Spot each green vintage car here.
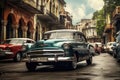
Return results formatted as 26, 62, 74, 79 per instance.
25, 29, 95, 71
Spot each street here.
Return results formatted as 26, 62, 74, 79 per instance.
0, 53, 120, 80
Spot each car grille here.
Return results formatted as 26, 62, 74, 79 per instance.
27, 50, 64, 58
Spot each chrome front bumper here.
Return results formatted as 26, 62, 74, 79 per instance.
24, 49, 73, 62
25, 56, 73, 62
0, 51, 14, 57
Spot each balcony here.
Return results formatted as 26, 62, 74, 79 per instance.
7, 0, 42, 14
23, 0, 36, 8
38, 7, 58, 24
113, 6, 120, 19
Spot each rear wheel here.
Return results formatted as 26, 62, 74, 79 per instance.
26, 62, 37, 71
86, 57, 92, 65
113, 52, 117, 58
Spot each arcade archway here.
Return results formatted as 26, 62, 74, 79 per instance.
6, 13, 15, 39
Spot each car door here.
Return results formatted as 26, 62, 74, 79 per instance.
89, 45, 97, 56
74, 32, 89, 59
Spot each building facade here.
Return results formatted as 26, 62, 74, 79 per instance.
0, 0, 68, 42
112, 6, 120, 39
75, 19, 99, 42
0, 0, 43, 42
82, 19, 99, 42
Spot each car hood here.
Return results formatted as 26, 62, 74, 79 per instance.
0, 44, 20, 49
29, 39, 73, 50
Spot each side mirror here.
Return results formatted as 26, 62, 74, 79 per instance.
113, 43, 116, 46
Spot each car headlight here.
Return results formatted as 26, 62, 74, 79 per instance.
22, 45, 27, 51
5, 47, 11, 52
62, 43, 70, 50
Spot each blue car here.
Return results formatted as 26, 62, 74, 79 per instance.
113, 35, 120, 62
25, 29, 95, 71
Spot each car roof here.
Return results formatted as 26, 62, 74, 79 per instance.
44, 29, 83, 34
6, 38, 35, 41
107, 42, 115, 44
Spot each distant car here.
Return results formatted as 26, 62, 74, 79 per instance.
106, 42, 116, 54
25, 29, 94, 71
90, 42, 103, 53
0, 38, 35, 61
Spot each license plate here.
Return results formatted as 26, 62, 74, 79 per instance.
36, 57, 48, 61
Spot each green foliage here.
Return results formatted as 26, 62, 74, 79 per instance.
92, 0, 120, 37
93, 9, 105, 37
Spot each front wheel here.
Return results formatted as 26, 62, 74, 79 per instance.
13, 52, 22, 62
26, 62, 37, 71
68, 54, 77, 69
86, 57, 92, 65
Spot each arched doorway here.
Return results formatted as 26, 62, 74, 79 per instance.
18, 18, 24, 38
27, 21, 32, 38
35, 26, 40, 41
6, 13, 15, 39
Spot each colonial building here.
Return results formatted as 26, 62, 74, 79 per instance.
0, 0, 67, 42
112, 6, 120, 39
75, 19, 90, 32
104, 14, 114, 44
82, 19, 99, 42
36, 0, 66, 40
0, 0, 42, 42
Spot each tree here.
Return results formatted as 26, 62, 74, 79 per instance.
92, 0, 120, 37
93, 9, 105, 37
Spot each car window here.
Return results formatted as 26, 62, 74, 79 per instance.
3, 39, 24, 44
74, 33, 86, 42
26, 40, 32, 43
116, 35, 120, 43
44, 32, 73, 39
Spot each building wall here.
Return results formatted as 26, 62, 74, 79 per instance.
1, 4, 34, 41
76, 19, 99, 42
0, 0, 67, 42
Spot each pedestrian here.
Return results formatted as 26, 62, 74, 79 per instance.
94, 44, 100, 54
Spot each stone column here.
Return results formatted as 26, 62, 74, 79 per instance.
1, 20, 7, 41
12, 25, 19, 38
30, 29, 34, 39
22, 26, 28, 38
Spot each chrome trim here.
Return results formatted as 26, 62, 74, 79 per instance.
5, 52, 14, 55
27, 56, 73, 62
28, 49, 64, 53
0, 51, 14, 55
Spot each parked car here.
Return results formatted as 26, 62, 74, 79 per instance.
106, 42, 116, 54
113, 35, 120, 62
90, 42, 103, 53
0, 38, 35, 61
25, 29, 95, 71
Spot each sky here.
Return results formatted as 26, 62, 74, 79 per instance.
65, 0, 104, 25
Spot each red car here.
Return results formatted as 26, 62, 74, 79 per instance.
0, 38, 35, 61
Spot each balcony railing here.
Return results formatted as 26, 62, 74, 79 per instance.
113, 6, 120, 17
23, 0, 36, 8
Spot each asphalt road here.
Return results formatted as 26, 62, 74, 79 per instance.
0, 53, 120, 80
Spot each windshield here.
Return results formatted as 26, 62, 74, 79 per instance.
44, 32, 73, 39
116, 35, 120, 43
2, 39, 25, 45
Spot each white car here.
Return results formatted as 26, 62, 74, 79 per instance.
106, 42, 116, 54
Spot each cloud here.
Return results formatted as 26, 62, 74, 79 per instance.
88, 0, 104, 10
65, 4, 86, 24
65, 0, 104, 25
85, 13, 93, 19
